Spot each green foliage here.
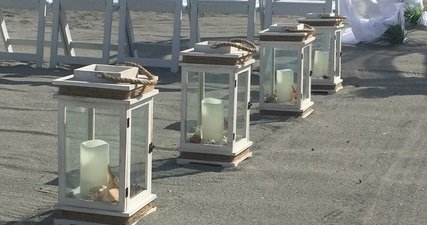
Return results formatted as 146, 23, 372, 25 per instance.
383, 25, 406, 44
405, 5, 424, 25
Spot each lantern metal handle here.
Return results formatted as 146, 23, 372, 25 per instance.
211, 38, 259, 53
149, 143, 155, 154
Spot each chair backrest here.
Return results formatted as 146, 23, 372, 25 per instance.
270, 0, 334, 16
195, 0, 258, 14
0, 0, 46, 67
261, 0, 336, 28
126, 0, 186, 12
59, 0, 111, 11
0, 0, 42, 9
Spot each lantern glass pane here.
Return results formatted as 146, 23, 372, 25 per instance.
93, 108, 120, 204
302, 46, 311, 101
130, 104, 148, 198
184, 72, 201, 144
261, 47, 274, 102
64, 107, 121, 205
185, 71, 229, 146
236, 71, 248, 141
312, 28, 332, 79
262, 47, 299, 105
64, 106, 88, 200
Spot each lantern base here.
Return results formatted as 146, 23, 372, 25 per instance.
260, 106, 314, 118
312, 82, 343, 94
54, 201, 155, 225
177, 148, 252, 167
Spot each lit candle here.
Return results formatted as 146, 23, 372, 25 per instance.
201, 98, 224, 143
276, 69, 294, 103
312, 50, 329, 77
80, 139, 110, 198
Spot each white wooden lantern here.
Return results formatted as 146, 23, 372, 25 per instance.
52, 64, 158, 225
259, 23, 315, 118
178, 41, 255, 167
299, 13, 345, 93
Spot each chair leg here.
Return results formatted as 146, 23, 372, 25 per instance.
263, 0, 273, 29
118, 0, 129, 63
171, 0, 182, 73
101, 0, 113, 64
125, 9, 136, 58
58, 7, 75, 57
247, 0, 256, 41
189, 0, 199, 47
117, 0, 135, 63
0, 11, 13, 52
325, 0, 333, 13
49, 0, 60, 68
50, 0, 77, 68
35, 0, 46, 67
334, 0, 340, 14
259, 0, 265, 30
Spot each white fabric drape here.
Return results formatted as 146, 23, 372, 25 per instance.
340, 0, 405, 44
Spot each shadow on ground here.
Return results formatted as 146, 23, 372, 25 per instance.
342, 40, 427, 98
3, 210, 55, 225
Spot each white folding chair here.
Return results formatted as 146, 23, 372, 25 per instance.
0, 0, 46, 67
49, 0, 115, 67
262, 0, 338, 29
188, 0, 259, 47
117, 0, 186, 73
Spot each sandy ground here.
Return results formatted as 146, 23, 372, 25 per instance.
1, 4, 427, 225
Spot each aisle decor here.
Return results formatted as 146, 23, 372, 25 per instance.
52, 63, 158, 225
258, 23, 315, 118
298, 13, 346, 93
178, 39, 257, 167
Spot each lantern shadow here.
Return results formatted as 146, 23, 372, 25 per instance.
164, 122, 180, 131
152, 158, 225, 180
341, 37, 427, 98
343, 75, 427, 98
0, 64, 71, 77
45, 178, 58, 186
249, 112, 295, 125
3, 210, 55, 225
0, 64, 71, 87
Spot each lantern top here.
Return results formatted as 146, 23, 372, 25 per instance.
298, 13, 346, 27
193, 41, 246, 54
259, 23, 315, 42
181, 41, 254, 66
52, 64, 158, 100
73, 64, 139, 82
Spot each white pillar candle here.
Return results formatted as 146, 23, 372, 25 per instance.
80, 139, 110, 198
201, 98, 224, 143
313, 50, 329, 77
276, 69, 294, 103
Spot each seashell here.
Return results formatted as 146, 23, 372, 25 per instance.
264, 94, 278, 103
190, 134, 202, 143
205, 139, 216, 144
290, 85, 298, 105
107, 188, 119, 203
108, 165, 119, 188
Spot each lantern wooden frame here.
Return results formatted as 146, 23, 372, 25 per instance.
54, 87, 158, 225
259, 27, 315, 118
178, 47, 255, 167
